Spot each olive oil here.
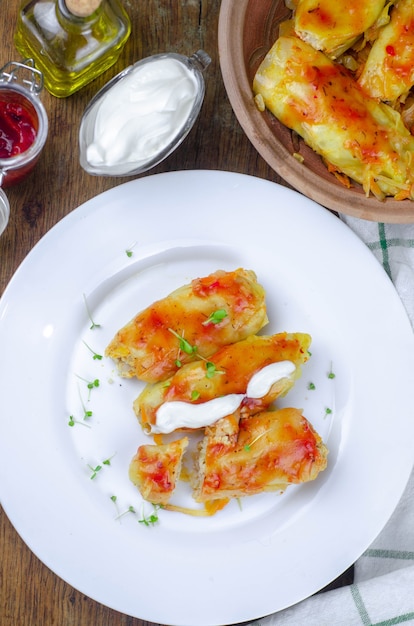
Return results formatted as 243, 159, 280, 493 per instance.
14, 0, 131, 97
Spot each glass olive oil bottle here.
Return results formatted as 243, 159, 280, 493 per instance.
14, 0, 131, 97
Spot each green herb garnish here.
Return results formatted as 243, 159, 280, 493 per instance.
83, 341, 103, 360
88, 464, 102, 480
327, 364, 336, 379
88, 455, 114, 479
115, 505, 136, 521
138, 504, 162, 527
77, 384, 93, 420
244, 429, 271, 452
202, 309, 228, 326
324, 407, 333, 418
168, 328, 225, 379
205, 361, 218, 379
168, 328, 197, 355
83, 293, 101, 329
77, 375, 100, 400
67, 414, 91, 428
307, 382, 316, 390
125, 241, 136, 257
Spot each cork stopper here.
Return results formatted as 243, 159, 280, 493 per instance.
65, 0, 103, 17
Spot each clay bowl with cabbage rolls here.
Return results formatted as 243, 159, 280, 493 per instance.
218, 0, 414, 223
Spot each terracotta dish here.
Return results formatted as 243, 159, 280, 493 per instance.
218, 0, 414, 223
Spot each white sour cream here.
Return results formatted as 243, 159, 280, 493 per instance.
84, 57, 199, 174
246, 360, 296, 398
152, 360, 296, 434
152, 394, 245, 435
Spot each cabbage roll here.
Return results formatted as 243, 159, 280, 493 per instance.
193, 407, 328, 502
129, 437, 189, 505
134, 332, 312, 433
253, 35, 414, 200
358, 0, 414, 103
105, 268, 268, 383
294, 0, 390, 58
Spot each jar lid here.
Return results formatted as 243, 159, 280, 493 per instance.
0, 58, 44, 94
79, 50, 211, 177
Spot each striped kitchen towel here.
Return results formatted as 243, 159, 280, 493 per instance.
249, 218, 414, 626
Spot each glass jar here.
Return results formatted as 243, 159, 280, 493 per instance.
0, 189, 10, 237
0, 59, 48, 189
14, 0, 131, 97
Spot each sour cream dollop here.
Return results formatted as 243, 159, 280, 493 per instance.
246, 360, 296, 398
83, 56, 200, 175
151, 360, 296, 434
153, 394, 245, 435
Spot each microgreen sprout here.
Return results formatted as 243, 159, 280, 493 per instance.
110, 495, 120, 517
83, 340, 103, 360
88, 454, 115, 479
88, 378, 100, 390
111, 496, 136, 521
138, 504, 162, 526
307, 382, 316, 390
168, 328, 197, 355
205, 361, 220, 379
191, 390, 200, 401
67, 414, 91, 428
125, 241, 137, 257
83, 293, 101, 329
168, 328, 225, 378
77, 384, 93, 420
327, 363, 336, 379
88, 464, 102, 479
88, 464, 102, 480
115, 505, 137, 521
202, 309, 228, 326
76, 375, 100, 400
244, 429, 271, 452
324, 407, 333, 419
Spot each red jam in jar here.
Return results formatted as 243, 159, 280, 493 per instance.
0, 61, 48, 188
0, 99, 37, 159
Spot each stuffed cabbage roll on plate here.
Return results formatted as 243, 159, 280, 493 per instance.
105, 268, 268, 383
128, 408, 328, 512
194, 407, 328, 502
129, 437, 189, 506
134, 332, 312, 434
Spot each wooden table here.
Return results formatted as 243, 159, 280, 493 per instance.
0, 2, 352, 624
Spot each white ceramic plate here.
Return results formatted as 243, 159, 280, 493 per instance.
1, 171, 413, 626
